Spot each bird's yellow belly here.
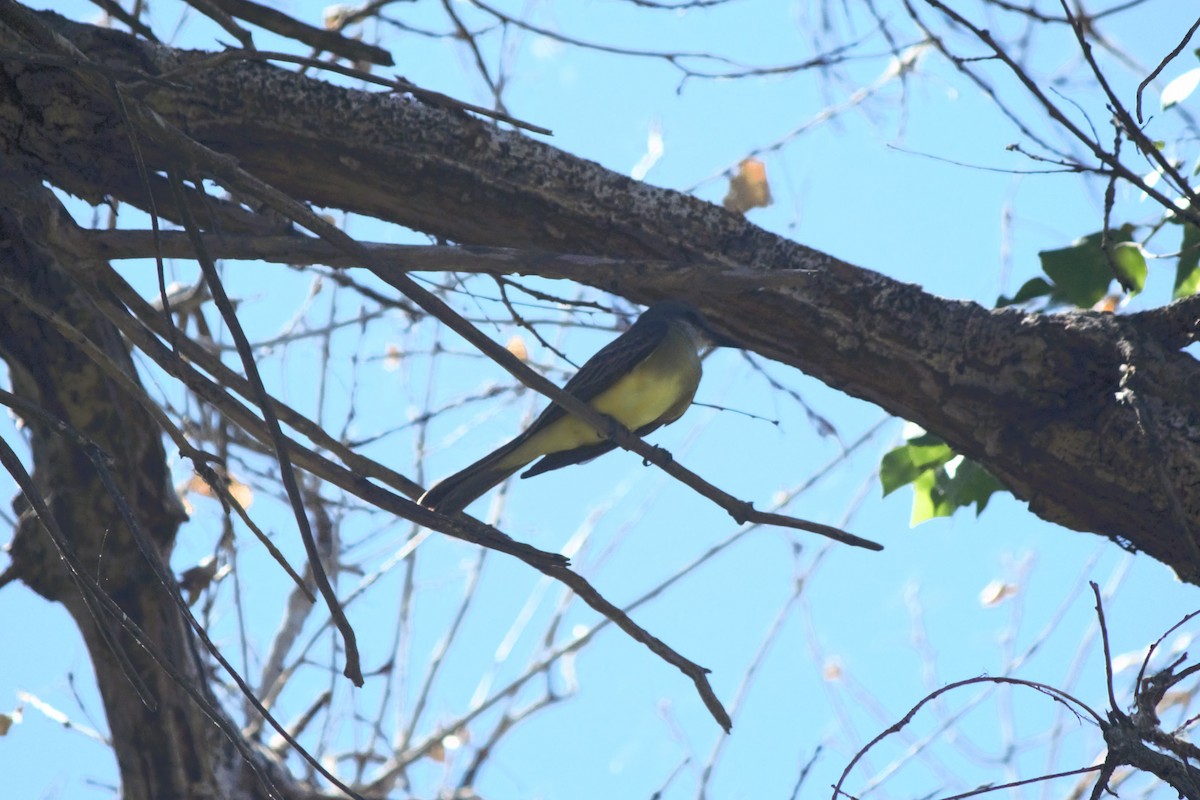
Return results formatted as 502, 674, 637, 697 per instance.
593, 368, 689, 428
535, 337, 701, 455
537, 373, 682, 449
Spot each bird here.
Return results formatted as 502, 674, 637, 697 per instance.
419, 301, 725, 513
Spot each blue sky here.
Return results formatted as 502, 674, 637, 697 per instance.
4, 2, 1199, 799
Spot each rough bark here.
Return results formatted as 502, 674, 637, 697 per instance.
3, 3, 1200, 798
2, 7, 1199, 583
0, 171, 313, 798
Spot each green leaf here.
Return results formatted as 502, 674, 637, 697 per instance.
942, 457, 1005, 516
908, 456, 1005, 525
1038, 228, 1133, 308
1175, 223, 1200, 299
1111, 241, 1147, 295
1162, 67, 1200, 110
905, 432, 951, 449
881, 431, 1009, 526
910, 468, 953, 525
880, 440, 954, 496
997, 276, 1054, 307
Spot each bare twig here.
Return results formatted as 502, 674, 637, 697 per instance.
166, 169, 365, 686
204, 0, 394, 66
1134, 13, 1200, 123
77, 229, 881, 550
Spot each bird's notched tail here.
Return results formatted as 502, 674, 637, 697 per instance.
419, 301, 728, 514
419, 434, 536, 513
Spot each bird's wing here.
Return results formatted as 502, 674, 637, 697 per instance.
525, 313, 668, 430
518, 418, 668, 479
520, 441, 617, 478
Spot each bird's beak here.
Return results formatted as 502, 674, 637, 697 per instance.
707, 329, 738, 348
698, 317, 738, 349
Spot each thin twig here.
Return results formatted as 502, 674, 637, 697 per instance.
166, 170, 365, 686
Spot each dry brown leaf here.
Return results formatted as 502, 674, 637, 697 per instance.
723, 158, 773, 214
384, 343, 402, 371
323, 5, 349, 29
180, 470, 254, 511
179, 557, 219, 606
226, 477, 253, 510
506, 335, 529, 362
979, 579, 1019, 607
1157, 688, 1194, 715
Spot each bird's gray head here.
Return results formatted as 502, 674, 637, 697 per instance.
639, 301, 735, 348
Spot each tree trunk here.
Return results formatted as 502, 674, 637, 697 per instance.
0, 171, 295, 800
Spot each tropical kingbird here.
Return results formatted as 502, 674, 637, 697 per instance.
419, 301, 723, 513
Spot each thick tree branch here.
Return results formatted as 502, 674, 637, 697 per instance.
0, 169, 325, 800
4, 7, 1200, 586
